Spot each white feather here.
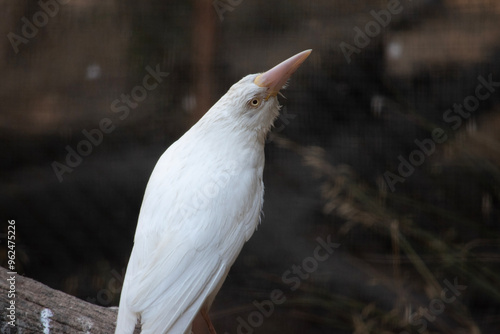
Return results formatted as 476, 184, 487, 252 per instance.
115, 73, 280, 334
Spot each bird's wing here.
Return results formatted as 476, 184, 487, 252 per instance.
127, 232, 230, 334
121, 141, 256, 334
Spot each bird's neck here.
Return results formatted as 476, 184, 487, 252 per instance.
184, 119, 265, 171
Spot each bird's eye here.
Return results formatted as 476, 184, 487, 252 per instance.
249, 98, 261, 108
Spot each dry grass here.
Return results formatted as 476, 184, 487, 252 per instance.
271, 132, 499, 333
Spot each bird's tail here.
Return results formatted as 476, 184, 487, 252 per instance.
115, 278, 138, 334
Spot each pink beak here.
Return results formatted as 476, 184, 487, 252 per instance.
254, 49, 312, 99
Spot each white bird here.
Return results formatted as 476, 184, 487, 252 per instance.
115, 49, 312, 334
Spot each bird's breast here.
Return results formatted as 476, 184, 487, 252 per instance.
185, 162, 264, 252
137, 134, 266, 261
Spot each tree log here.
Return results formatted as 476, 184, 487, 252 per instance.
0, 266, 140, 334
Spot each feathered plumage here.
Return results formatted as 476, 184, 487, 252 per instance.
115, 50, 311, 334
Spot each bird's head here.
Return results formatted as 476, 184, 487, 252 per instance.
202, 50, 311, 142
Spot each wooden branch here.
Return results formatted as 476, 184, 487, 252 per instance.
0, 266, 140, 333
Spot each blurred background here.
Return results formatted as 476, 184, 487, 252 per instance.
1, 0, 500, 333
